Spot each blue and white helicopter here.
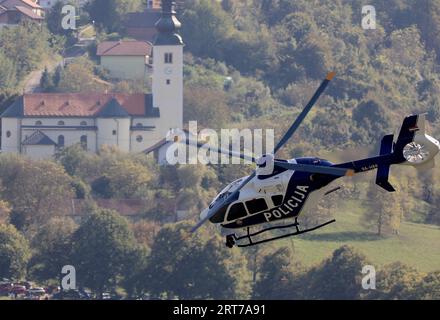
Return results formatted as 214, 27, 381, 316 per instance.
181, 72, 440, 248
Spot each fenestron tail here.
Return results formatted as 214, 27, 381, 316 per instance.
334, 114, 440, 192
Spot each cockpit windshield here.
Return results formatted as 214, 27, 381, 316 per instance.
209, 177, 246, 208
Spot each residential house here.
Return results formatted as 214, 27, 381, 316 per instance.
0, 0, 43, 15
37, 0, 88, 9
0, 0, 44, 26
96, 40, 152, 80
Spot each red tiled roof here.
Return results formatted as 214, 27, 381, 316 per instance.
22, 93, 148, 117
97, 40, 152, 56
0, 0, 42, 9
14, 5, 43, 19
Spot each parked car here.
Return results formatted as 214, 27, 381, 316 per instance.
102, 292, 111, 300
52, 290, 91, 300
0, 283, 13, 296
16, 281, 32, 290
11, 285, 27, 296
26, 287, 49, 300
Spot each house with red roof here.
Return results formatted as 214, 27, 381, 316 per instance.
1, 0, 184, 160
96, 40, 153, 80
0, 0, 44, 26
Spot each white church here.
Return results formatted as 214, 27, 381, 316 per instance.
0, 0, 183, 160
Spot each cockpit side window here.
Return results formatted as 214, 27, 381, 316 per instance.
227, 202, 247, 221
271, 195, 284, 206
245, 198, 268, 215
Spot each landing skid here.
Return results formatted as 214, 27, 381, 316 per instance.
225, 218, 336, 248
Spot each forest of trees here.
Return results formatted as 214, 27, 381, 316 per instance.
1, 0, 440, 299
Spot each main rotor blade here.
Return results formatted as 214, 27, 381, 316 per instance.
274, 72, 336, 154
179, 138, 256, 163
191, 172, 256, 233
275, 161, 354, 177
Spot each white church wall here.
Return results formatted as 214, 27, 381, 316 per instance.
22, 145, 55, 160
21, 118, 95, 127
1, 118, 20, 153
97, 118, 131, 152
21, 129, 98, 153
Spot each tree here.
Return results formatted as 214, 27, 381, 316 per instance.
57, 57, 108, 93
411, 271, 440, 299
181, 0, 235, 60
29, 217, 77, 282
352, 98, 391, 144
0, 200, 11, 224
294, 32, 334, 80
102, 159, 153, 198
302, 245, 369, 299
87, 0, 143, 33
367, 262, 425, 299
53, 65, 63, 88
252, 247, 297, 299
0, 155, 74, 230
140, 223, 250, 299
184, 85, 230, 128
40, 67, 54, 92
55, 143, 92, 177
71, 208, 140, 297
0, 51, 17, 94
0, 224, 31, 280
363, 184, 403, 236
46, 0, 76, 37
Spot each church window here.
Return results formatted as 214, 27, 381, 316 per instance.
80, 135, 87, 150
58, 120, 65, 126
6, 131, 11, 138
112, 130, 117, 135
136, 135, 143, 143
58, 135, 65, 148
164, 53, 173, 64
35, 120, 42, 126
166, 79, 171, 85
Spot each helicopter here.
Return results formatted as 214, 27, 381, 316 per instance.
178, 72, 440, 248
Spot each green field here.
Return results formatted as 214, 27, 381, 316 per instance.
268, 200, 440, 272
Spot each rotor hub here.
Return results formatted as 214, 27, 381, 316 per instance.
256, 153, 275, 176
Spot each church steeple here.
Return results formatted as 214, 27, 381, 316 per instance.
154, 0, 183, 46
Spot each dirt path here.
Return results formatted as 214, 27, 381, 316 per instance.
23, 58, 62, 93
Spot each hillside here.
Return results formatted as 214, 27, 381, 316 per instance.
275, 199, 440, 272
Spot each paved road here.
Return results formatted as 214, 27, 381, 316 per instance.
23, 38, 94, 93
23, 60, 61, 93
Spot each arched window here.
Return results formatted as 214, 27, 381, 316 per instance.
58, 135, 65, 148
58, 120, 65, 126
80, 135, 87, 150
80, 121, 87, 126
35, 120, 42, 126
6, 131, 11, 138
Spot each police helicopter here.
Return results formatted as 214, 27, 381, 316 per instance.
178, 72, 440, 248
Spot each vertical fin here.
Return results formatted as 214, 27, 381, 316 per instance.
376, 134, 396, 192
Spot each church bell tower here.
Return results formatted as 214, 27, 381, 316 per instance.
152, 0, 184, 137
